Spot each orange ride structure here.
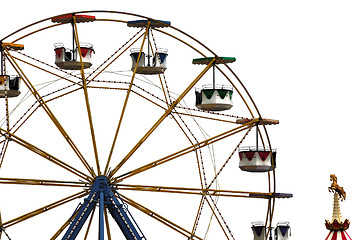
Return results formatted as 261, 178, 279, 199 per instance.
0, 11, 292, 239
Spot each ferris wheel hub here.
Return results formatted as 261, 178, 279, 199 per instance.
62, 175, 145, 240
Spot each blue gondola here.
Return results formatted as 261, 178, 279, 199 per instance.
130, 48, 168, 74
128, 19, 170, 75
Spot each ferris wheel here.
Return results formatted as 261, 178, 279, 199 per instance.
0, 11, 292, 240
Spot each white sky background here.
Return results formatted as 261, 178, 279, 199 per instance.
1, 0, 361, 239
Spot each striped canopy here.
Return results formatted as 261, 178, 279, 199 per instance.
325, 230, 352, 240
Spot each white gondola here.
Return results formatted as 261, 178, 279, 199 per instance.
51, 14, 96, 71
275, 222, 291, 240
54, 43, 94, 70
238, 146, 276, 172
0, 75, 21, 98
195, 84, 233, 111
193, 57, 235, 111
1, 43, 24, 98
252, 222, 266, 240
130, 48, 168, 74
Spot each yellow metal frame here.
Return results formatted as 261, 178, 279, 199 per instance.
72, 15, 101, 175
2, 190, 87, 229
3, 48, 96, 178
104, 21, 151, 175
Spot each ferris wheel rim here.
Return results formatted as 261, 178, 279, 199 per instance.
0, 10, 280, 239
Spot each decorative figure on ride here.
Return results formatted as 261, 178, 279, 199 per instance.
324, 174, 351, 238
328, 174, 346, 201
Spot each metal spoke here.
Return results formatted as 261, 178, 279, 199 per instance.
104, 209, 111, 240
112, 120, 257, 183
3, 48, 95, 177
50, 206, 81, 240
83, 207, 96, 240
0, 139, 9, 169
118, 193, 203, 240
190, 196, 206, 238
87, 28, 144, 82
10, 54, 82, 86
104, 22, 150, 175
206, 126, 253, 189
109, 58, 216, 178
0, 127, 91, 181
1, 190, 87, 229
114, 183, 273, 198
72, 16, 100, 175
203, 196, 232, 240
0, 177, 87, 188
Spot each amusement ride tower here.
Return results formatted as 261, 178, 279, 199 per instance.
324, 174, 352, 240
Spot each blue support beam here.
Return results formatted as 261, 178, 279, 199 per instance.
61, 186, 99, 240
61, 176, 145, 240
99, 192, 104, 240
104, 191, 143, 240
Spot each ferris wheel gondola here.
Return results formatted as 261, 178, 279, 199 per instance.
52, 14, 95, 70
128, 19, 169, 75
0, 43, 23, 98
193, 57, 235, 111
251, 221, 291, 240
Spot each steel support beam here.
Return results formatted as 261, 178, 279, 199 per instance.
61, 176, 144, 240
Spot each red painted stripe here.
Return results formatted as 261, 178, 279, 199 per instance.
344, 231, 352, 240
325, 231, 332, 240
341, 231, 347, 240
331, 231, 338, 240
